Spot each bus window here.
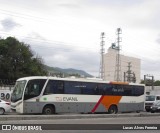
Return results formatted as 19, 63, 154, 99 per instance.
43, 80, 64, 95
123, 85, 132, 96
24, 79, 46, 100
156, 96, 160, 100
103, 84, 113, 95
81, 82, 96, 95
11, 80, 26, 102
133, 86, 144, 96
110, 85, 123, 96
93, 85, 98, 95
64, 81, 81, 94
57, 81, 64, 94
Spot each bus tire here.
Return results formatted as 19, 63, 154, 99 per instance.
136, 110, 140, 113
0, 108, 5, 115
146, 109, 150, 112
108, 105, 118, 114
42, 105, 55, 115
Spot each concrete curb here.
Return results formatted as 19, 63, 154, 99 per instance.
0, 113, 160, 121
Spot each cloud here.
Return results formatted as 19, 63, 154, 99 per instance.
22, 35, 100, 76
1, 18, 21, 31
1, 0, 160, 79
141, 58, 160, 80
156, 34, 160, 44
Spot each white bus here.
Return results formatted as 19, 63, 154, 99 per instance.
11, 76, 145, 114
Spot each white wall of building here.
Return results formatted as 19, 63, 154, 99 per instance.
104, 47, 141, 83
146, 86, 160, 95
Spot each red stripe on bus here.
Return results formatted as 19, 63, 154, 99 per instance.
91, 95, 104, 113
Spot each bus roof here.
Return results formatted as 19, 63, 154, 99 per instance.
16, 76, 145, 86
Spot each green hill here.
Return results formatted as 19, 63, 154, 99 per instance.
44, 65, 93, 78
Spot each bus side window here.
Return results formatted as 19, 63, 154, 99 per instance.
44, 82, 52, 95
133, 86, 144, 96
57, 81, 64, 94
104, 84, 113, 95
156, 96, 160, 100
24, 79, 46, 100
44, 80, 64, 94
24, 87, 28, 94
94, 86, 99, 95
64, 81, 81, 94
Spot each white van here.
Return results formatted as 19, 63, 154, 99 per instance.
145, 95, 160, 112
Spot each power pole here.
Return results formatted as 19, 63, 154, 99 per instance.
114, 28, 122, 82
144, 74, 154, 90
127, 62, 131, 82
124, 62, 136, 83
99, 32, 105, 80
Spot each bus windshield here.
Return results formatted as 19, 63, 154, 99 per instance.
145, 96, 155, 101
11, 80, 27, 102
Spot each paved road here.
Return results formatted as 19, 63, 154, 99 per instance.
0, 116, 160, 133
1, 112, 160, 121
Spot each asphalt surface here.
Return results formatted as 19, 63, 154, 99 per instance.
1, 115, 160, 133
0, 112, 160, 121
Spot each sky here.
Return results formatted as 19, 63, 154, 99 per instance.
0, 0, 160, 80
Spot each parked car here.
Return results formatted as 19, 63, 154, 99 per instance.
150, 101, 160, 113
0, 99, 11, 114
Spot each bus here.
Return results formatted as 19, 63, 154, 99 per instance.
11, 76, 145, 114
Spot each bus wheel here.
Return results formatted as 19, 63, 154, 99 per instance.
43, 105, 55, 115
0, 108, 5, 115
136, 110, 140, 113
108, 105, 118, 114
146, 109, 150, 112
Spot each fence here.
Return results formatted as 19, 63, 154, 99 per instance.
0, 79, 15, 101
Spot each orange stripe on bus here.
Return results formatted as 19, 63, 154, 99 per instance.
91, 96, 122, 113
109, 81, 129, 85
101, 96, 122, 110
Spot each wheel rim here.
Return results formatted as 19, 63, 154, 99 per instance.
45, 108, 52, 114
110, 108, 115, 114
109, 106, 117, 114
111, 109, 115, 113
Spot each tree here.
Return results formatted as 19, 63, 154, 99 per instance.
0, 37, 47, 80
154, 80, 160, 86
141, 79, 160, 86
140, 80, 144, 84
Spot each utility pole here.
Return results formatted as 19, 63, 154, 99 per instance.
144, 74, 154, 90
127, 62, 131, 82
124, 62, 136, 83
99, 32, 105, 80
114, 28, 122, 82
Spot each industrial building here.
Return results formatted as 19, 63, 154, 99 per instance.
104, 46, 141, 83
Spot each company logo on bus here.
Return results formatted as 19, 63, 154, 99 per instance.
55, 97, 78, 102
